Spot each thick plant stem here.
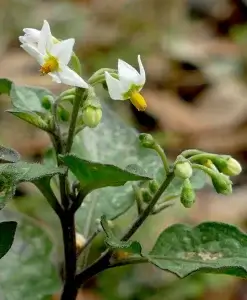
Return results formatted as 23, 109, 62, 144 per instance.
122, 172, 174, 241
60, 212, 78, 300
52, 92, 83, 299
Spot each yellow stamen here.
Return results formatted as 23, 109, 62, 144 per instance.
129, 91, 147, 111
40, 56, 59, 75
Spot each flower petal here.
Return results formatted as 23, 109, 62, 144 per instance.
38, 20, 53, 54
22, 28, 40, 43
105, 72, 124, 100
137, 55, 146, 86
118, 58, 141, 89
49, 72, 62, 83
55, 65, 88, 88
50, 38, 75, 65
21, 43, 44, 65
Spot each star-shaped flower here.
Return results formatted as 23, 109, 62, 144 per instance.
105, 55, 146, 111
20, 20, 88, 88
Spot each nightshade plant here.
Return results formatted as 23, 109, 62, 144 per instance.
0, 20, 245, 300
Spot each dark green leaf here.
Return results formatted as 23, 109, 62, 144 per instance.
101, 215, 142, 255
0, 221, 17, 259
7, 109, 49, 131
148, 222, 247, 278
0, 210, 61, 299
61, 154, 151, 193
0, 145, 20, 163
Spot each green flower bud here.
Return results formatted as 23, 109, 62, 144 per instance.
141, 188, 153, 203
174, 161, 193, 179
148, 180, 159, 194
221, 157, 242, 176
58, 107, 70, 122
180, 179, 195, 208
211, 173, 232, 195
82, 106, 102, 128
139, 133, 156, 148
41, 95, 54, 110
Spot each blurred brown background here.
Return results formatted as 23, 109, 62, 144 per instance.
2, 0, 247, 299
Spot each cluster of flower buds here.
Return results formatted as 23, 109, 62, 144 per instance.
139, 133, 242, 209
174, 151, 242, 208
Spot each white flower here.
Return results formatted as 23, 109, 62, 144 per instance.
20, 20, 88, 88
105, 55, 147, 111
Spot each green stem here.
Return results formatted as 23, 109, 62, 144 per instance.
80, 196, 97, 269
65, 88, 85, 154
181, 149, 203, 158
108, 257, 148, 269
189, 153, 218, 163
132, 184, 144, 215
122, 172, 174, 241
71, 54, 82, 76
152, 201, 174, 215
153, 144, 169, 174
192, 163, 216, 177
88, 68, 117, 86
75, 172, 175, 287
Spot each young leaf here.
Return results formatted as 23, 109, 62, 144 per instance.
0, 145, 20, 163
0, 210, 61, 300
7, 109, 49, 131
101, 215, 142, 255
0, 221, 17, 259
60, 154, 151, 193
148, 222, 247, 278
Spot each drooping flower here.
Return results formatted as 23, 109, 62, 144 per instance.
105, 55, 147, 111
20, 20, 88, 88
